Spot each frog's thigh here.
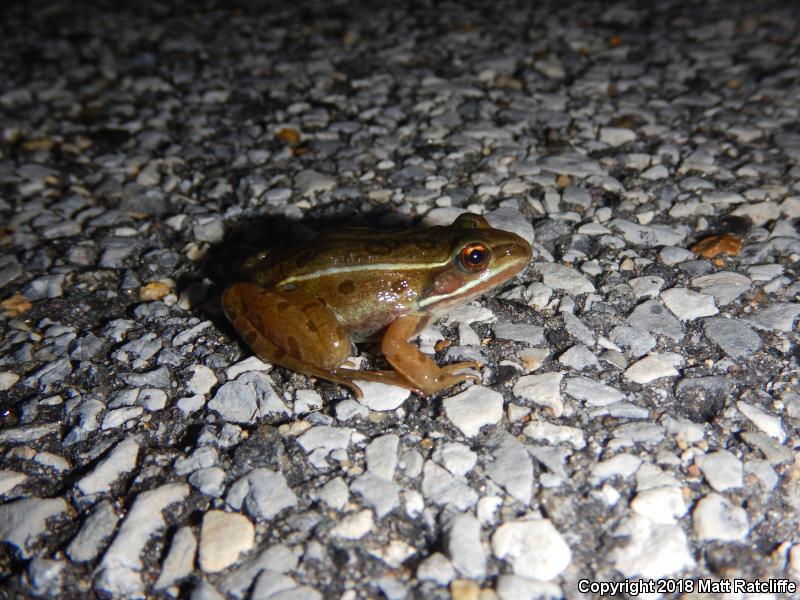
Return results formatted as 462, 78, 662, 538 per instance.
222, 283, 351, 370
381, 313, 480, 395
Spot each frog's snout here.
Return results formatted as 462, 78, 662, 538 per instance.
496, 236, 533, 261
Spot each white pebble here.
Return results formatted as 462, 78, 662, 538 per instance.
693, 493, 749, 542
513, 372, 563, 416
737, 401, 785, 442
624, 353, 683, 384
199, 510, 254, 573
696, 450, 743, 492
492, 518, 571, 580
442, 386, 503, 437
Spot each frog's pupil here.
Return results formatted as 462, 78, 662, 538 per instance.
460, 244, 488, 272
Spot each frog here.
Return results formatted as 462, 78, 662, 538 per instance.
222, 212, 533, 398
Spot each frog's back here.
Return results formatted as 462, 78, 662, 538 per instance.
242, 227, 454, 288
239, 227, 456, 340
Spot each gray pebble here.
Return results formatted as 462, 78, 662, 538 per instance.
174, 445, 218, 476
562, 312, 595, 346
695, 450, 743, 492
484, 431, 533, 504
746, 302, 800, 332
626, 300, 683, 342
154, 527, 198, 590
119, 365, 172, 388
564, 376, 625, 406
609, 325, 656, 358
76, 436, 140, 496
250, 573, 300, 600
27, 558, 65, 597
659, 246, 696, 266
350, 473, 400, 518
219, 545, 298, 599
226, 468, 297, 521
421, 461, 478, 510
188, 467, 226, 498
494, 322, 545, 346
366, 434, 399, 480
0, 497, 68, 558
334, 399, 368, 421
703, 317, 761, 359
0, 256, 23, 288
444, 513, 485, 578
535, 263, 595, 295
416, 552, 455, 585
691, 271, 752, 305
95, 483, 189, 597
23, 274, 65, 299
558, 344, 600, 370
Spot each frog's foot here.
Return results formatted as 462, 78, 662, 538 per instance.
333, 362, 481, 398
368, 361, 483, 397
423, 361, 482, 395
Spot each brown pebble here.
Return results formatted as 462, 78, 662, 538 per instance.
686, 463, 701, 478
434, 339, 452, 352
22, 138, 56, 152
277, 127, 301, 146
139, 281, 172, 302
450, 579, 481, 600
0, 292, 32, 317
495, 75, 523, 90
690, 233, 743, 258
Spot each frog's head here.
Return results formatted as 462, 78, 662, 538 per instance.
420, 213, 533, 313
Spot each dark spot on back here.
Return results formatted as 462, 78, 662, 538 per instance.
338, 280, 356, 295
365, 242, 392, 255
250, 314, 265, 332
306, 319, 319, 334
287, 336, 300, 358
277, 301, 291, 312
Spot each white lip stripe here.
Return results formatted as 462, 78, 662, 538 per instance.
281, 260, 452, 284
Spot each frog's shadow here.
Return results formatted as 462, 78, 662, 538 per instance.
202, 209, 413, 290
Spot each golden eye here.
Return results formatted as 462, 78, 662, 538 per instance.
459, 243, 490, 272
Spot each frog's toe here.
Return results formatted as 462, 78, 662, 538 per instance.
434, 369, 481, 392
441, 361, 482, 379
345, 381, 365, 399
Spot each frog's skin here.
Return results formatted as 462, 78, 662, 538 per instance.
222, 213, 532, 398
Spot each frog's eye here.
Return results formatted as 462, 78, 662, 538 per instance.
459, 243, 490, 272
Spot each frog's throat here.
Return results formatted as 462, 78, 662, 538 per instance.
417, 271, 491, 309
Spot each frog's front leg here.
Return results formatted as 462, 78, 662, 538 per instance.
222, 283, 364, 392
380, 313, 481, 396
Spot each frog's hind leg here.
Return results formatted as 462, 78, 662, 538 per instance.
222, 283, 455, 399
223, 283, 362, 390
